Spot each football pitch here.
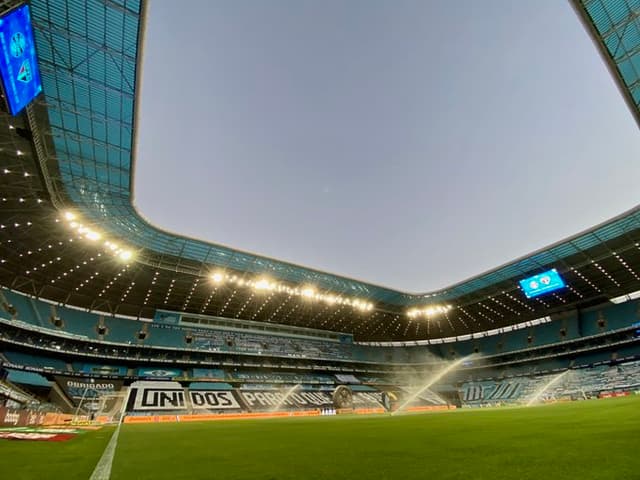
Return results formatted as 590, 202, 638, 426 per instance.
1, 396, 639, 480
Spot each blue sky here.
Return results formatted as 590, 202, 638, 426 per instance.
134, 0, 640, 292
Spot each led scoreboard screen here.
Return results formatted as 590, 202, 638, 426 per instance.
519, 269, 566, 299
0, 4, 42, 115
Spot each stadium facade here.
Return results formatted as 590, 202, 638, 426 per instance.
0, 0, 640, 419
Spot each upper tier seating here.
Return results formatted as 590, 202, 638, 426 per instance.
3, 350, 68, 371
5, 369, 51, 387
2, 288, 640, 365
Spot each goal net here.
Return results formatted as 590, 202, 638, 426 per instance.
92, 387, 130, 425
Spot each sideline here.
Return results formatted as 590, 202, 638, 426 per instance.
88, 424, 121, 480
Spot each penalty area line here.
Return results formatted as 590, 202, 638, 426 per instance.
89, 423, 121, 480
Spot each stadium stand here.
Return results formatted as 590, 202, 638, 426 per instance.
3, 351, 68, 371
0, 379, 38, 407
2, 289, 640, 369
190, 382, 234, 391
72, 363, 128, 376
1, 0, 640, 434
191, 368, 226, 380
1, 290, 360, 361
459, 359, 640, 406
5, 369, 51, 388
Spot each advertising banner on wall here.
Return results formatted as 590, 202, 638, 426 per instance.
191, 368, 226, 380
0, 407, 46, 427
80, 364, 128, 376
136, 368, 183, 379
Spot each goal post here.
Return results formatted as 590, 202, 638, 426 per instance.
94, 387, 130, 425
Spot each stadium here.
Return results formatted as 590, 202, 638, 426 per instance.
0, 0, 639, 478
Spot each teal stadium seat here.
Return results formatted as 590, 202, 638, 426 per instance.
3, 350, 67, 371
6, 368, 51, 387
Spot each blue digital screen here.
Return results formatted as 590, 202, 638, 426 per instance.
0, 4, 42, 115
519, 269, 566, 299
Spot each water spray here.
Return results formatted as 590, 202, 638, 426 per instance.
526, 370, 569, 406
270, 384, 301, 412
393, 354, 476, 415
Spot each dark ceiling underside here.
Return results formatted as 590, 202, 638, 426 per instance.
1, 104, 639, 342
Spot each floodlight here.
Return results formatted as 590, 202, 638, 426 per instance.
118, 250, 133, 261
211, 272, 224, 283
301, 287, 316, 298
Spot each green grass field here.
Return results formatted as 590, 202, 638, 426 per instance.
1, 397, 639, 479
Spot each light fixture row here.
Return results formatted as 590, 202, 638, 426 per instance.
209, 272, 375, 312
62, 211, 134, 262
407, 304, 453, 319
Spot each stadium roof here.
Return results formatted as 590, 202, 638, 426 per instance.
1, 0, 640, 341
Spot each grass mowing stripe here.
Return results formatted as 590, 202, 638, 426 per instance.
89, 424, 121, 480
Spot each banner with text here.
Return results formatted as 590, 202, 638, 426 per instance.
126, 384, 385, 413
189, 391, 241, 410
54, 375, 123, 404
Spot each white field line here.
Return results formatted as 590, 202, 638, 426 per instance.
89, 424, 121, 480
